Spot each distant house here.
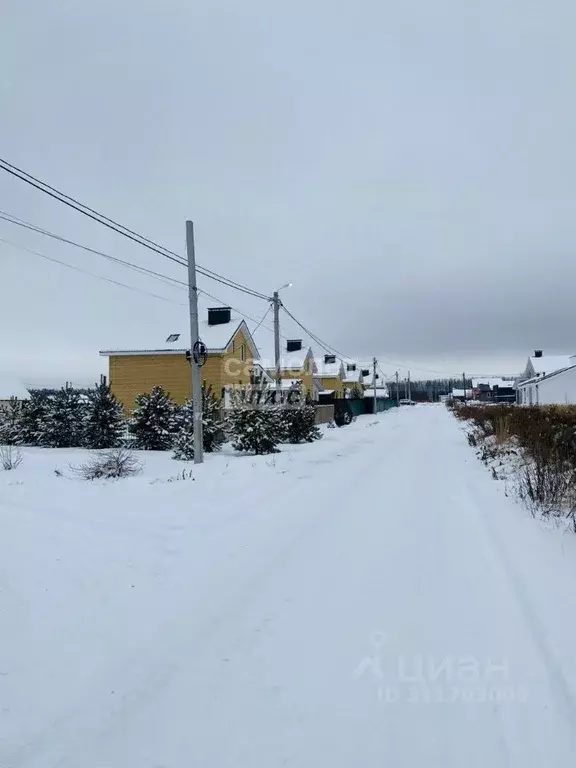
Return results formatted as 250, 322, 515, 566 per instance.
471, 378, 516, 403
100, 307, 259, 411
259, 339, 318, 399
343, 363, 364, 397
0, 375, 29, 407
362, 370, 388, 397
451, 388, 473, 402
315, 354, 346, 399
517, 364, 576, 406
518, 350, 575, 382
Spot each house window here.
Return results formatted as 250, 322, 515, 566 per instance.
232, 340, 236, 353
241, 344, 246, 361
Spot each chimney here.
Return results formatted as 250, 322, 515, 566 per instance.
347, 363, 356, 371
286, 339, 302, 352
534, 349, 543, 358
361, 368, 370, 376
324, 354, 336, 364
208, 307, 231, 326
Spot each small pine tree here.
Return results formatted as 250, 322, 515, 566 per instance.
20, 390, 52, 446
0, 397, 26, 445
226, 387, 281, 455
172, 428, 195, 461
43, 387, 87, 448
173, 397, 195, 460
129, 386, 176, 450
349, 384, 363, 400
202, 388, 225, 453
281, 403, 322, 444
83, 382, 125, 449
172, 388, 225, 460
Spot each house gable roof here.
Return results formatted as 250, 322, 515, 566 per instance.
315, 358, 345, 378
100, 318, 259, 358
257, 345, 316, 374
526, 354, 574, 377
518, 364, 576, 388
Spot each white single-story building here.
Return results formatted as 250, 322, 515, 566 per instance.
451, 388, 473, 401
517, 364, 576, 406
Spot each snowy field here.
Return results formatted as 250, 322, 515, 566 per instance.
3, 405, 576, 766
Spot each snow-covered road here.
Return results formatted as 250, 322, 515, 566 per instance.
3, 405, 576, 766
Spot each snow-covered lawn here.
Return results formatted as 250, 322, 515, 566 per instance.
2, 406, 576, 766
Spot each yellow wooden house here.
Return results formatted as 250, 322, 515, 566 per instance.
100, 307, 259, 411
316, 354, 346, 398
255, 339, 319, 399
342, 363, 364, 397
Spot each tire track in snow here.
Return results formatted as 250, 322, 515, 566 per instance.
468, 474, 576, 739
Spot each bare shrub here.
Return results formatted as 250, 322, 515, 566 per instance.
166, 468, 195, 483
0, 445, 23, 470
71, 447, 142, 480
493, 414, 512, 445
466, 431, 478, 447
517, 459, 575, 515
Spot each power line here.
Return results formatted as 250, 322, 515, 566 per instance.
0, 210, 189, 291
251, 305, 272, 335
0, 208, 271, 307
280, 303, 355, 361
0, 237, 187, 305
0, 213, 277, 341
0, 157, 270, 300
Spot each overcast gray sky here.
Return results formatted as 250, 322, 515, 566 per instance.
2, 0, 575, 384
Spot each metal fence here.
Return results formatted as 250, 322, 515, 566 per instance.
315, 404, 335, 424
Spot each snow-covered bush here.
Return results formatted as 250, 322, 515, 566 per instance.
280, 403, 322, 444
227, 407, 281, 455
172, 404, 195, 460
226, 387, 281, 455
19, 390, 52, 446
129, 386, 177, 450
43, 388, 87, 448
83, 382, 125, 449
202, 388, 226, 453
172, 388, 225, 461
71, 447, 142, 480
0, 397, 26, 445
0, 445, 23, 470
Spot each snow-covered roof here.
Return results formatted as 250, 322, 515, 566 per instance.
364, 386, 389, 397
252, 362, 274, 383
452, 389, 473, 398
529, 354, 574, 375
0, 374, 30, 400
100, 318, 259, 357
518, 364, 576, 388
320, 389, 335, 395
471, 378, 514, 389
363, 372, 386, 388
280, 378, 302, 390
255, 347, 314, 373
343, 369, 362, 383
316, 361, 343, 378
